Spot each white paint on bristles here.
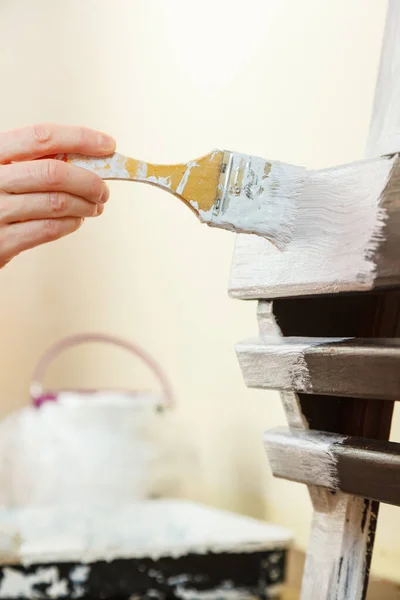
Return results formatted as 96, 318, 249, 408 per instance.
194, 152, 307, 251
0, 499, 292, 566
230, 154, 395, 297
237, 336, 350, 393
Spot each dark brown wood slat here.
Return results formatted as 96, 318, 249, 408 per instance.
264, 427, 400, 507
237, 337, 400, 400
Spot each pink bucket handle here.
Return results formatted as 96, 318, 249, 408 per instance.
30, 333, 174, 408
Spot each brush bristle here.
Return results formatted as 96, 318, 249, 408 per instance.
196, 152, 307, 251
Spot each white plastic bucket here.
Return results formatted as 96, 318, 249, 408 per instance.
0, 333, 178, 508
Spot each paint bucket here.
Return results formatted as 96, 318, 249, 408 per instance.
0, 333, 186, 509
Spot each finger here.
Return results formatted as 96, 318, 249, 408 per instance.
0, 159, 110, 204
0, 217, 83, 263
0, 191, 104, 223
0, 123, 116, 164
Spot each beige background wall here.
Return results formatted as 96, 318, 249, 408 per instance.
0, 0, 398, 581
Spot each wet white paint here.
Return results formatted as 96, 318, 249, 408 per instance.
236, 336, 351, 393
229, 154, 395, 298
176, 585, 264, 599
0, 566, 68, 599
176, 161, 198, 195
58, 153, 174, 190
61, 152, 131, 179
264, 428, 347, 490
68, 565, 89, 598
194, 152, 306, 250
0, 499, 292, 565
301, 492, 378, 600
69, 565, 89, 584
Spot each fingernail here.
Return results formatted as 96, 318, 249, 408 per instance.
97, 133, 116, 152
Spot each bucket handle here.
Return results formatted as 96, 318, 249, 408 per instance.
30, 333, 174, 408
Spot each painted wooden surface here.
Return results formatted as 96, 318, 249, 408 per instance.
229, 155, 400, 299
264, 427, 400, 506
236, 336, 400, 400
255, 302, 383, 600
0, 499, 292, 599
283, 549, 400, 600
0, 551, 286, 600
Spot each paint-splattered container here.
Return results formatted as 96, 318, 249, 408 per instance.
0, 499, 293, 599
0, 333, 180, 508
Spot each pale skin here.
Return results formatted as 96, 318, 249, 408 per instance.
0, 123, 116, 268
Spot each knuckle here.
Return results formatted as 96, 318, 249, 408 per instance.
49, 191, 67, 214
77, 127, 88, 147
87, 202, 98, 217
42, 218, 61, 241
0, 194, 11, 222
0, 230, 12, 267
74, 217, 83, 230
42, 159, 65, 186
89, 175, 104, 200
32, 123, 53, 147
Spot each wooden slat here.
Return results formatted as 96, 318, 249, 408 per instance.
236, 336, 400, 400
256, 299, 393, 600
264, 427, 400, 507
228, 155, 400, 300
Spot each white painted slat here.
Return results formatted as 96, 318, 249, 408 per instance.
264, 427, 400, 506
229, 154, 400, 300
236, 336, 400, 400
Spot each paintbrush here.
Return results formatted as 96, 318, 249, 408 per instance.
54, 150, 306, 250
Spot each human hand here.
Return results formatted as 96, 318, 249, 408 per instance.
0, 123, 116, 268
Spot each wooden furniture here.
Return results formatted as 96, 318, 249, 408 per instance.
230, 2, 400, 598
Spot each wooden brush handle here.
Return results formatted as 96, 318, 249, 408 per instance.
55, 151, 224, 213
56, 152, 179, 183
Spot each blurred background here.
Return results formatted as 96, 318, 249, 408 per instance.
0, 0, 397, 585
